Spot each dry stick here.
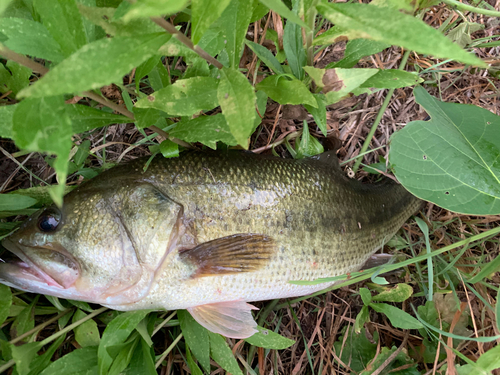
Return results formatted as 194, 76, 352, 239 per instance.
150, 17, 223, 69
0, 45, 192, 149
352, 49, 411, 173
371, 330, 410, 375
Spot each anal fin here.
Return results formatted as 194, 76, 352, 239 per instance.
179, 233, 275, 278
188, 301, 258, 339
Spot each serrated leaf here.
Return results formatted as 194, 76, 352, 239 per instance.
326, 39, 390, 69
192, 0, 231, 45
244, 326, 295, 349
12, 96, 72, 206
255, 75, 316, 107
369, 303, 423, 329
389, 86, 500, 215
218, 0, 255, 69
283, 18, 306, 80
122, 0, 189, 22
218, 67, 256, 146
208, 331, 243, 375
258, 0, 308, 30
245, 40, 284, 74
360, 69, 422, 89
18, 33, 170, 98
34, 0, 88, 57
316, 2, 486, 68
372, 283, 413, 303
73, 309, 100, 348
170, 114, 237, 149
135, 76, 219, 116
66, 104, 130, 134
98, 310, 151, 375
0, 17, 65, 62
178, 310, 210, 374
38, 347, 98, 375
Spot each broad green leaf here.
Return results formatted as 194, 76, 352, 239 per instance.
169, 114, 237, 150
390, 86, 500, 215
245, 40, 285, 74
354, 305, 370, 334
178, 310, 210, 374
258, 0, 308, 30
148, 59, 170, 91
197, 28, 225, 57
0, 104, 16, 138
122, 0, 189, 22
135, 55, 159, 92
1, 60, 31, 95
73, 309, 100, 347
11, 342, 42, 375
372, 283, 414, 303
254, 90, 268, 128
360, 69, 422, 89
250, 1, 269, 22
34, 0, 87, 57
327, 39, 390, 69
245, 326, 295, 349
122, 338, 156, 375
333, 326, 378, 372
133, 108, 165, 129
0, 0, 14, 15
66, 104, 130, 134
208, 331, 243, 375
10, 298, 37, 342
107, 336, 139, 375
159, 139, 179, 158
98, 310, 151, 375
304, 93, 327, 136
369, 303, 423, 329
359, 346, 419, 375
192, 0, 231, 45
218, 67, 256, 146
457, 344, 500, 375
135, 76, 219, 116
0, 18, 65, 62
185, 344, 203, 375
359, 288, 372, 305
12, 96, 72, 206
18, 33, 170, 98
316, 3, 486, 68
312, 25, 351, 46
255, 75, 316, 107
0, 194, 37, 211
184, 57, 210, 79
218, 0, 255, 68
295, 121, 323, 158
0, 284, 12, 326
38, 347, 98, 375
283, 18, 306, 80
78, 4, 164, 37
323, 68, 378, 104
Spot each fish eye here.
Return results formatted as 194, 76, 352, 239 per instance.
37, 209, 61, 233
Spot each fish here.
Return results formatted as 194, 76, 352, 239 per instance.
0, 150, 422, 338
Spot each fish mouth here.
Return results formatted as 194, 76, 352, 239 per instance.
0, 238, 64, 290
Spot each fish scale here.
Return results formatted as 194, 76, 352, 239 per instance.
0, 151, 422, 338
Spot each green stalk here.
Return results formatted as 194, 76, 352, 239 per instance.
155, 333, 183, 369
441, 0, 500, 17
352, 49, 411, 173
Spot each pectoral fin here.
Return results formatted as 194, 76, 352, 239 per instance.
188, 301, 258, 339
179, 234, 275, 278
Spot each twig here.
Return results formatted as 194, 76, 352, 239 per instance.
370, 330, 410, 375
150, 17, 223, 69
352, 49, 411, 173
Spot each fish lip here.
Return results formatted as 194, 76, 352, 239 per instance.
0, 238, 64, 289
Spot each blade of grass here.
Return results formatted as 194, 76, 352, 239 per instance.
415, 217, 434, 301
155, 333, 183, 369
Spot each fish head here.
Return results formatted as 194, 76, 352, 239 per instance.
0, 182, 182, 307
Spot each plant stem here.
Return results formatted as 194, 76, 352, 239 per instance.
441, 0, 500, 17
155, 332, 183, 369
352, 49, 411, 173
151, 17, 223, 69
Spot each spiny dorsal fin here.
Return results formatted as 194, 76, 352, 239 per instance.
188, 301, 258, 338
179, 234, 275, 278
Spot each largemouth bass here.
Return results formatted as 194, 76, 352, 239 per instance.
0, 151, 421, 338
